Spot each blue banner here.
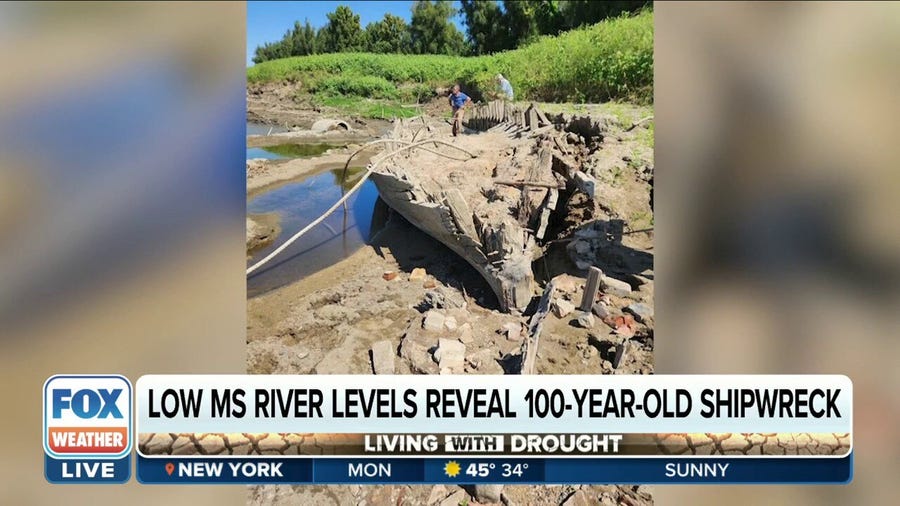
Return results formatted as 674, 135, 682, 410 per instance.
137, 454, 852, 485
45, 455, 131, 484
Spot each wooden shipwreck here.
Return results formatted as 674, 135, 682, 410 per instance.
369, 102, 599, 313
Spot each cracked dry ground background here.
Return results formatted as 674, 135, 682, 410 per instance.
246, 102, 655, 505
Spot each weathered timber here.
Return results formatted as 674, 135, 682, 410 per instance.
494, 180, 565, 189
573, 170, 598, 199
370, 106, 582, 313
580, 266, 602, 311
521, 279, 557, 374
535, 189, 559, 240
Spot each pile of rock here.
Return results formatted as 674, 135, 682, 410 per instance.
371, 301, 504, 375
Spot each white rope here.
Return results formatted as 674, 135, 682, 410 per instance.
246, 138, 476, 276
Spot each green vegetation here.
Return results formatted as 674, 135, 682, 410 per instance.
253, 1, 464, 63
249, 10, 653, 112
252, 1, 650, 63
311, 96, 421, 120
262, 143, 339, 158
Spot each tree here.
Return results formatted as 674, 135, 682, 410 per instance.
251, 19, 317, 63
559, 1, 650, 31
409, 1, 467, 55
364, 13, 411, 53
502, 0, 541, 48
320, 5, 364, 53
460, 0, 510, 55
290, 19, 318, 56
252, 40, 288, 64
458, 0, 649, 56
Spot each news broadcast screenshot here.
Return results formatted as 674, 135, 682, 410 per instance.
2, 2, 896, 506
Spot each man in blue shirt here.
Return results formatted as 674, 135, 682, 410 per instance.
496, 74, 514, 100
449, 84, 472, 137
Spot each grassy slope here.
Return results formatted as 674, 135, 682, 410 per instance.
249, 10, 652, 118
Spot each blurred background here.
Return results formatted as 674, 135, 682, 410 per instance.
0, 2, 897, 505
0, 2, 245, 505
654, 2, 899, 505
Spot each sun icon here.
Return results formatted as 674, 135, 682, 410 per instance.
444, 460, 461, 478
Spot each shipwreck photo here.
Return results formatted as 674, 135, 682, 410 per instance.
245, 1, 653, 504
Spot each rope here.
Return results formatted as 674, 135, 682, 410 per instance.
246, 138, 477, 276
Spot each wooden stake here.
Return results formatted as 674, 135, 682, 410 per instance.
580, 266, 602, 312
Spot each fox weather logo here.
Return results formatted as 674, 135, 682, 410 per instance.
43, 374, 132, 483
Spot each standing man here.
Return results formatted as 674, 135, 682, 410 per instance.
496, 73, 514, 101
449, 84, 472, 137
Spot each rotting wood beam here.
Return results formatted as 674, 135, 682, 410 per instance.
521, 279, 557, 374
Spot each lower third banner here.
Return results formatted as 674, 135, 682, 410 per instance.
136, 454, 852, 485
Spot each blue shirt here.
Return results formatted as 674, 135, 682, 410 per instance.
450, 92, 470, 109
499, 78, 514, 100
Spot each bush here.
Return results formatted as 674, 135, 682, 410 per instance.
248, 11, 653, 104
311, 74, 399, 99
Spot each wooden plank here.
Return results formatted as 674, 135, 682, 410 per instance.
494, 179, 565, 189
580, 266, 602, 311
536, 108, 551, 127
521, 279, 557, 374
535, 189, 558, 240
573, 170, 597, 199
612, 340, 629, 369
443, 188, 479, 241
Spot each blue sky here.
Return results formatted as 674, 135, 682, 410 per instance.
247, 1, 466, 66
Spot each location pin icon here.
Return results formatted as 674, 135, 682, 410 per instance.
165, 463, 175, 476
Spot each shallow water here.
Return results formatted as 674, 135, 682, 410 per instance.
247, 143, 339, 161
246, 166, 379, 297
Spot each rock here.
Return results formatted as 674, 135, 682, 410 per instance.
592, 302, 611, 319
370, 340, 395, 375
602, 275, 632, 297
435, 338, 466, 372
625, 302, 653, 323
426, 484, 448, 505
552, 274, 581, 295
472, 484, 504, 503
575, 311, 595, 329
611, 314, 637, 338
423, 278, 437, 289
444, 316, 458, 331
410, 267, 427, 282
553, 298, 576, 318
562, 490, 593, 506
566, 132, 581, 144
400, 340, 437, 374
439, 490, 467, 506
599, 494, 617, 506
575, 259, 592, 271
458, 323, 474, 344
423, 288, 465, 310
467, 348, 503, 374
502, 322, 522, 341
423, 310, 445, 332
382, 271, 398, 281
